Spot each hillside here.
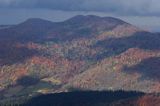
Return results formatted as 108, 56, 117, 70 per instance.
0, 15, 159, 103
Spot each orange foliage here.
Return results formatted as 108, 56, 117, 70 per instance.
12, 66, 28, 82
30, 56, 55, 68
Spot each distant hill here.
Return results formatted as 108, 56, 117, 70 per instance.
0, 25, 14, 29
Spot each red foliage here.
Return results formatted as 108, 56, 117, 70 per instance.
136, 95, 160, 106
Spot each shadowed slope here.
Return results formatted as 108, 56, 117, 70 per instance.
94, 31, 160, 60
124, 57, 160, 81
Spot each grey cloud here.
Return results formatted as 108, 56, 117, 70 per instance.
0, 0, 160, 16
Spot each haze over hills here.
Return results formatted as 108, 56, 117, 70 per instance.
0, 15, 160, 105
0, 25, 14, 30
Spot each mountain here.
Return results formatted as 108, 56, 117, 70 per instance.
0, 15, 159, 105
0, 15, 136, 41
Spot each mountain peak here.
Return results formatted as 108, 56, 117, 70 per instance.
69, 15, 101, 19
65, 15, 129, 25
65, 15, 103, 22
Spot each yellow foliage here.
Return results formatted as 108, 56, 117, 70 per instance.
37, 88, 50, 94
42, 77, 61, 85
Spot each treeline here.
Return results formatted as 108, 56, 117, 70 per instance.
22, 90, 144, 106
0, 90, 145, 106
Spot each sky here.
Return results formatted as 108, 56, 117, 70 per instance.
0, 0, 160, 32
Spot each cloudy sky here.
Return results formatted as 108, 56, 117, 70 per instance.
0, 0, 160, 32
